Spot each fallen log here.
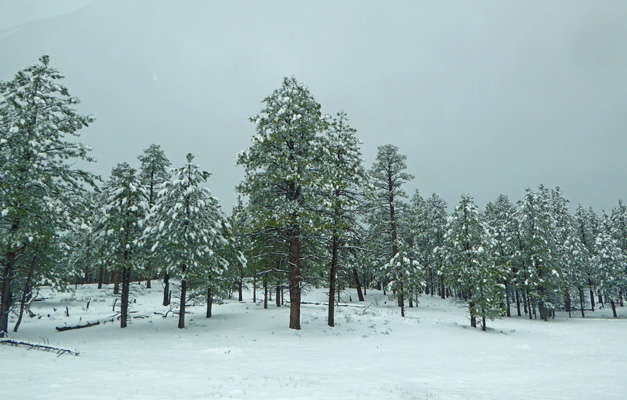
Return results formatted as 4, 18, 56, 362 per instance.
0, 339, 79, 356
55, 321, 100, 332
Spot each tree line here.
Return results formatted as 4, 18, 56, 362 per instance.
2, 57, 626, 337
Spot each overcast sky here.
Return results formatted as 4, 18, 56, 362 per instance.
1, 1, 626, 213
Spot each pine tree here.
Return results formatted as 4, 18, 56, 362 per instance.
368, 144, 414, 312
439, 194, 504, 330
484, 195, 517, 316
97, 163, 149, 328
237, 77, 328, 330
517, 186, 560, 321
574, 205, 601, 311
593, 223, 627, 318
146, 153, 228, 329
137, 144, 171, 291
0, 55, 95, 336
320, 111, 367, 327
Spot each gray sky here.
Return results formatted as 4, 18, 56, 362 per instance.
1, 1, 626, 213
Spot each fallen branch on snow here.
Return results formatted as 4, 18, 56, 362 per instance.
55, 321, 100, 332
0, 339, 79, 356
299, 301, 365, 308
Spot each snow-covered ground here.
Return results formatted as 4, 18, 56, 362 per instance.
1, 283, 626, 400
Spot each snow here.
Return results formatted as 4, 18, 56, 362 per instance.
2, 284, 626, 399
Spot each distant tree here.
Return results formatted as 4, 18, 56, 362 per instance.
97, 163, 149, 328
368, 144, 414, 312
237, 77, 328, 330
440, 194, 504, 331
138, 144, 171, 290
593, 224, 627, 318
517, 186, 560, 321
574, 205, 601, 311
146, 154, 228, 328
381, 247, 424, 317
484, 195, 517, 316
0, 55, 95, 337
320, 111, 367, 327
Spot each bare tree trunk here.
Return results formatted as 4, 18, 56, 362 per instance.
589, 288, 595, 311
253, 275, 257, 303
113, 269, 121, 295
121, 268, 130, 328
14, 254, 37, 333
288, 224, 301, 330
328, 234, 339, 327
352, 268, 365, 302
469, 300, 476, 328
146, 266, 152, 289
263, 274, 268, 310
1, 252, 16, 337
505, 281, 511, 317
611, 300, 617, 318
276, 285, 280, 307
98, 266, 104, 289
238, 280, 243, 302
163, 273, 170, 306
482, 316, 486, 331
515, 289, 522, 317
579, 288, 585, 318
178, 267, 187, 329
206, 287, 212, 318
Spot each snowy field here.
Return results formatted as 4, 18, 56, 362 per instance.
1, 283, 626, 400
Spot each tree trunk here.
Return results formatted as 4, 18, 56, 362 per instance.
352, 268, 365, 302
589, 289, 595, 311
482, 316, 486, 331
579, 288, 585, 318
566, 292, 572, 318
515, 289, 522, 317
440, 275, 446, 299
104, 270, 110, 285
611, 300, 617, 318
206, 287, 212, 318
1, 252, 16, 337
263, 274, 268, 309
598, 291, 604, 306
14, 254, 37, 333
120, 267, 130, 328
253, 275, 257, 303
178, 274, 187, 329
276, 286, 280, 307
328, 234, 339, 327
238, 280, 243, 302
163, 273, 170, 306
146, 266, 152, 289
98, 266, 104, 289
399, 281, 405, 317
113, 269, 120, 295
288, 224, 301, 330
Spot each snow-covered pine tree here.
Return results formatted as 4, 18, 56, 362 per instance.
0, 55, 95, 337
146, 153, 228, 329
368, 144, 414, 311
237, 77, 328, 330
381, 246, 424, 317
484, 195, 517, 317
592, 221, 627, 318
549, 188, 588, 318
320, 111, 367, 327
138, 144, 171, 290
439, 194, 504, 331
517, 186, 561, 321
413, 192, 448, 299
97, 163, 149, 328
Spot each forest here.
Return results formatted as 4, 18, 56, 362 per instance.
2, 55, 626, 340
